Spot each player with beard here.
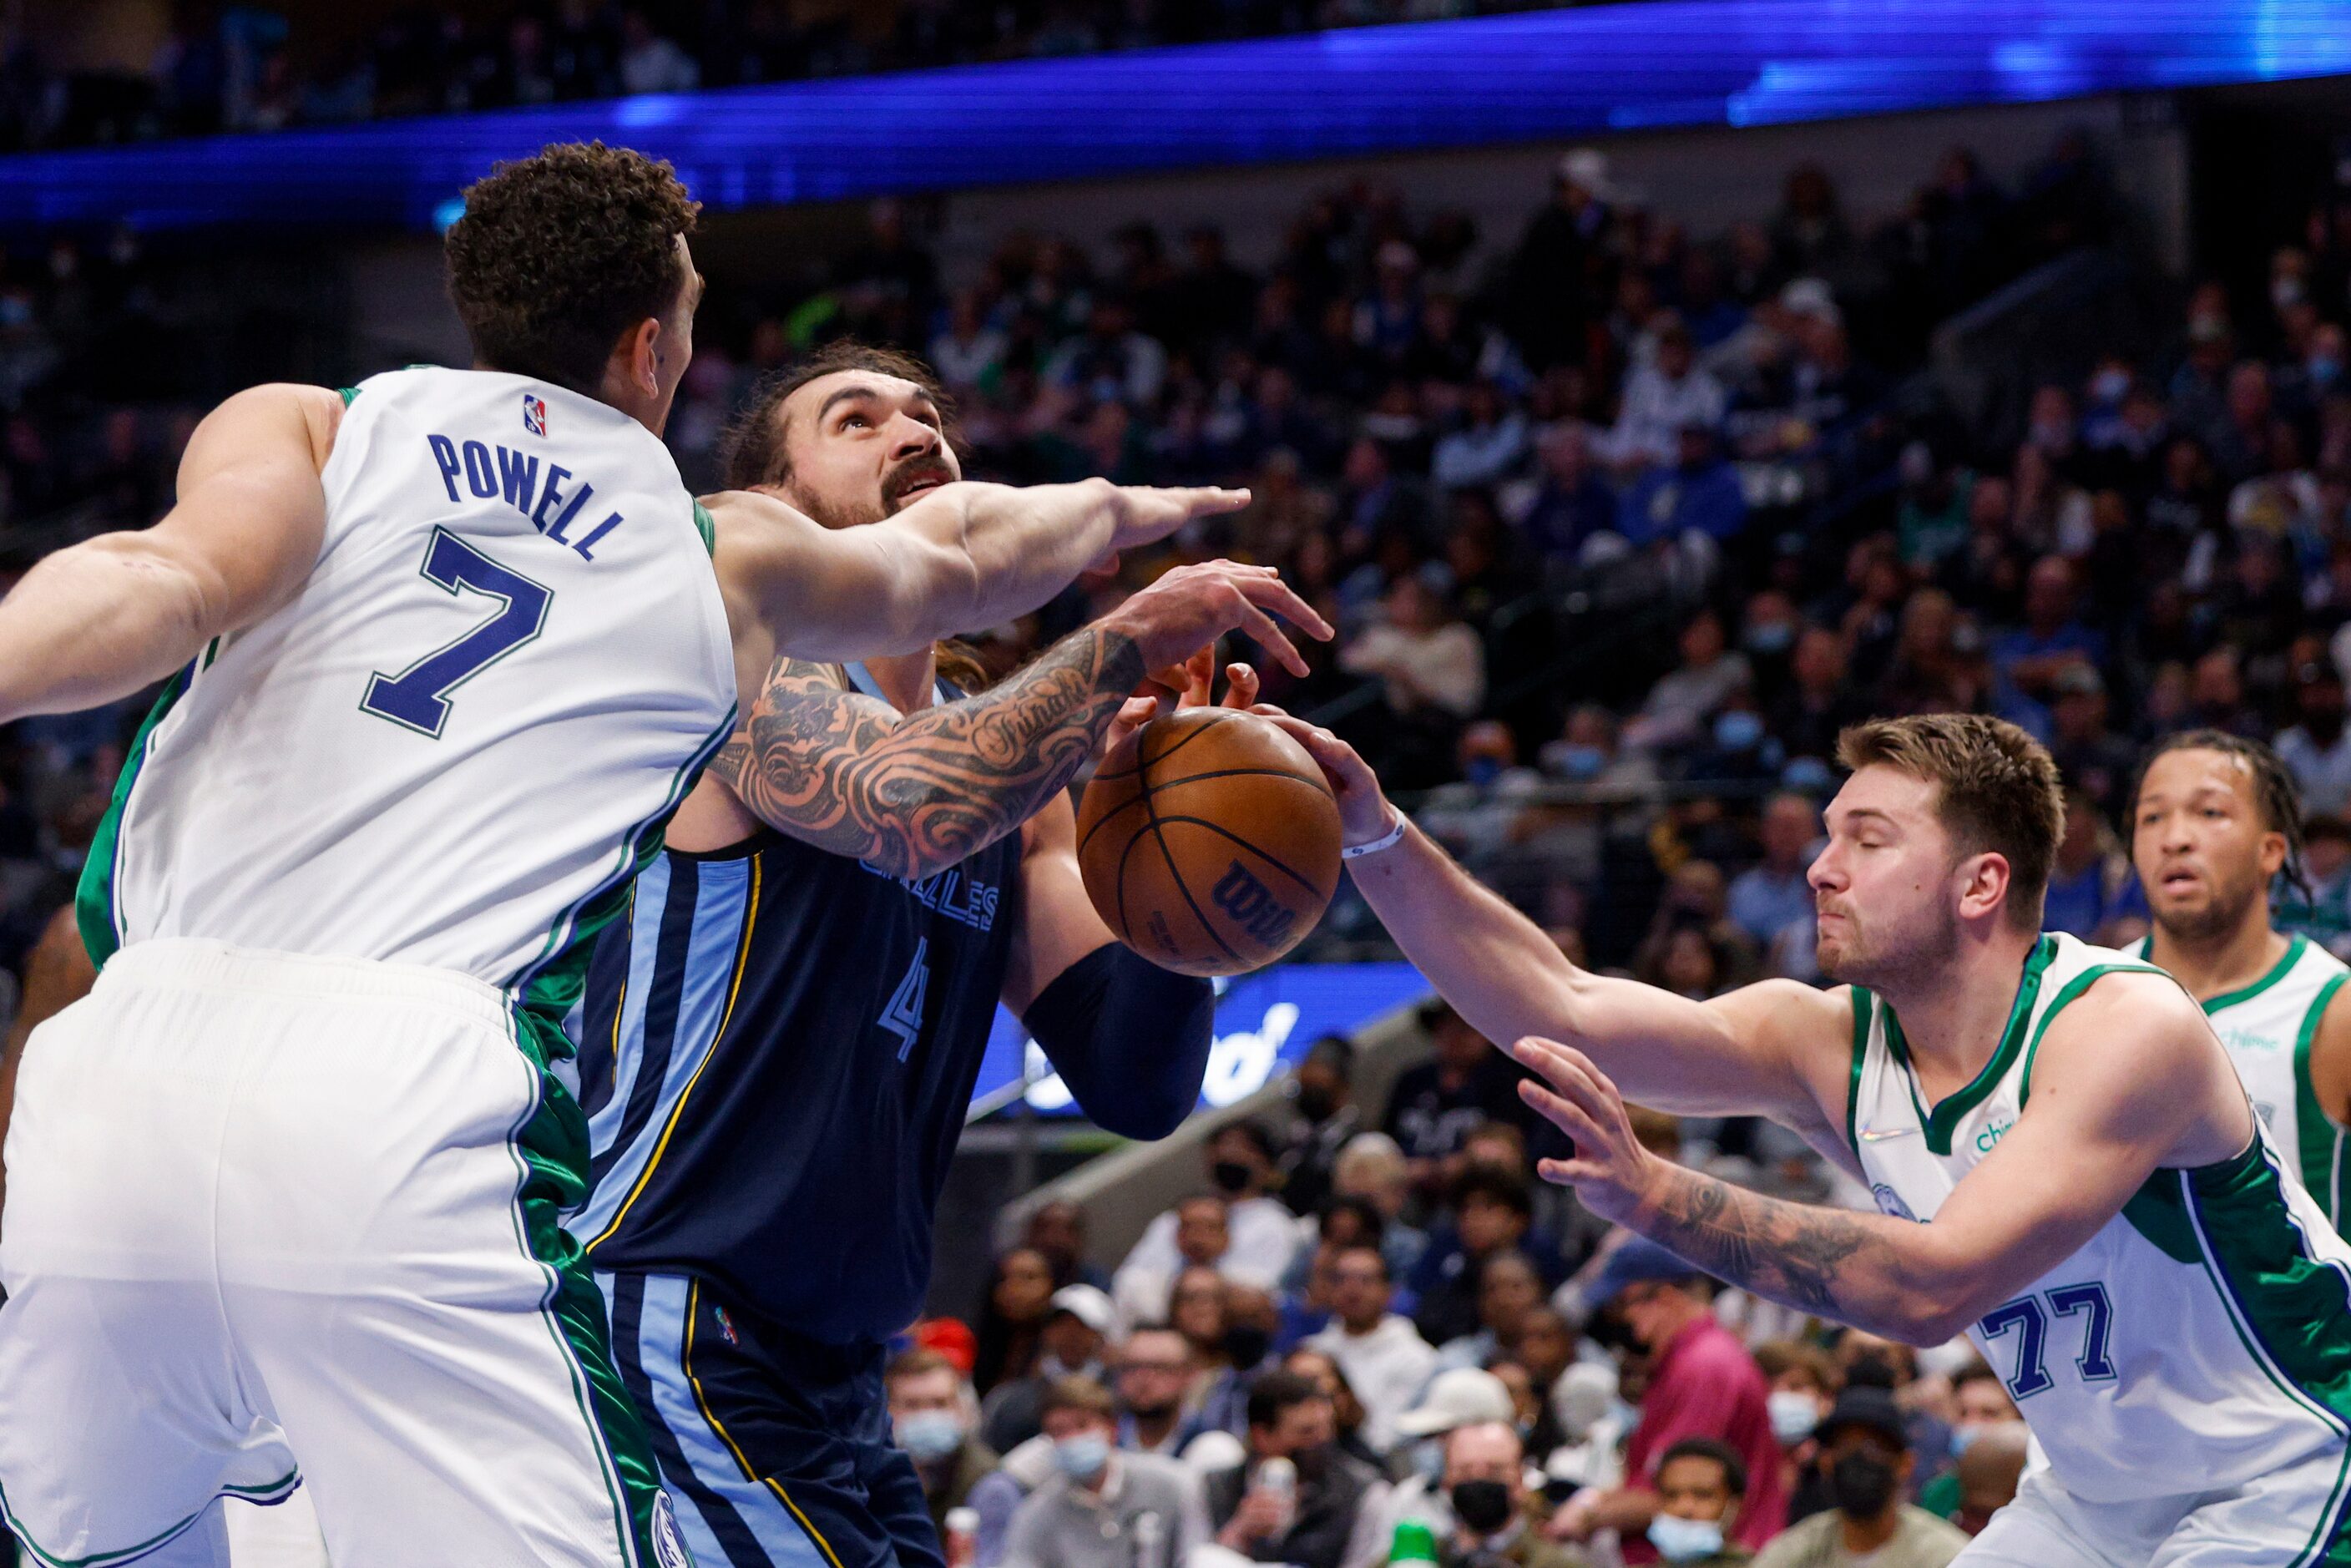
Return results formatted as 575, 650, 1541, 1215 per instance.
1253, 706, 2351, 1565
567, 341, 1324, 1568
2130, 731, 2351, 1231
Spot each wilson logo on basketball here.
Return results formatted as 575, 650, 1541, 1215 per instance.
1211, 861, 1295, 947
521, 393, 548, 437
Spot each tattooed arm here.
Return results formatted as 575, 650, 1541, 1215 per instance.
1514, 970, 2240, 1343
711, 628, 1141, 880
710, 560, 1329, 881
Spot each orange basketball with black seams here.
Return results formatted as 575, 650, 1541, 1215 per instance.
1076, 708, 1343, 977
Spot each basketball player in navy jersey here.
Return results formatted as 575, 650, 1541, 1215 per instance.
567, 341, 1318, 1568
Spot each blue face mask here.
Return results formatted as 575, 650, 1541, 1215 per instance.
1465, 756, 1504, 787
1744, 621, 1795, 655
1553, 742, 1606, 780
1713, 710, 1765, 752
2314, 355, 2343, 388
1949, 1424, 1982, 1459
897, 1410, 965, 1462
1054, 1434, 1112, 1481
1648, 1515, 1727, 1562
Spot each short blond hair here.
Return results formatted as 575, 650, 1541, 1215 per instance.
1836, 714, 2064, 932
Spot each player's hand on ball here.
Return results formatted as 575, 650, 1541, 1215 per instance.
1247, 705, 1394, 847
1102, 559, 1331, 677
1510, 1036, 1659, 1227
1101, 650, 1260, 772
1098, 482, 1252, 554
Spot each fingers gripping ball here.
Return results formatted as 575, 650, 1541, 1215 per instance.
1077, 709, 1342, 977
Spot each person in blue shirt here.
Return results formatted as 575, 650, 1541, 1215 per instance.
570, 342, 1328, 1568
1618, 422, 1748, 548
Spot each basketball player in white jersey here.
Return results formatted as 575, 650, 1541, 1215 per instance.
1261, 706, 2351, 1565
2131, 731, 2351, 1233
0, 143, 1307, 1568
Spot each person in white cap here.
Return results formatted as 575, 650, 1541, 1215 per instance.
1342, 1367, 1517, 1568
982, 1284, 1116, 1453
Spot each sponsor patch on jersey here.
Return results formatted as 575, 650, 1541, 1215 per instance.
651, 1490, 692, 1567
523, 392, 548, 437
1871, 1183, 1919, 1222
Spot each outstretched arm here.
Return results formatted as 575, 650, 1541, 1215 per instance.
1251, 706, 1843, 1135
710, 565, 1326, 881
710, 479, 1252, 664
1515, 972, 2243, 1343
0, 383, 338, 721
992, 658, 1258, 1139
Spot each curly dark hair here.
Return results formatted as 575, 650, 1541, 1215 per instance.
445, 141, 700, 395
718, 338, 956, 491
2131, 728, 2311, 901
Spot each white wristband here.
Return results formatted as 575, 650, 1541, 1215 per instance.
1341, 809, 1408, 861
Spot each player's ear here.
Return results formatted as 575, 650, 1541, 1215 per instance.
618, 316, 663, 398
1955, 850, 2011, 924
2260, 829, 2289, 878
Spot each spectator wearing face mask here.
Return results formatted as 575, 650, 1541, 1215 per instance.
1207, 1371, 1384, 1568
1749, 1387, 1968, 1568
1915, 1363, 2019, 1521
1548, 1240, 1785, 1559
888, 1349, 999, 1545
1351, 1368, 1519, 1565
1279, 1036, 1364, 1221
1646, 1439, 1753, 1565
1750, 1341, 1839, 1523
981, 1284, 1114, 1454
1117, 1125, 1298, 1306
1002, 1377, 1209, 1568
1435, 1421, 1587, 1567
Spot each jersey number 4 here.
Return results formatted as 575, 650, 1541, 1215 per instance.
879, 938, 931, 1063
361, 529, 552, 737
1979, 1282, 2116, 1399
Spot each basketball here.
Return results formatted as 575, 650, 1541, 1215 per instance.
1076, 708, 1344, 977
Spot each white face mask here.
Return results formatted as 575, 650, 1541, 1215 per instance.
1767, 1389, 1822, 1444
1648, 1514, 1727, 1561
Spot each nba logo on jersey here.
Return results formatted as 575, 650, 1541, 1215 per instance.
651, 1491, 693, 1568
522, 392, 548, 437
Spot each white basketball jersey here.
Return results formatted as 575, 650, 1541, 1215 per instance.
78, 367, 737, 1020
1849, 933, 2351, 1505
2133, 933, 2351, 1230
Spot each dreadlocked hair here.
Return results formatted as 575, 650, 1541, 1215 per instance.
2132, 729, 2312, 903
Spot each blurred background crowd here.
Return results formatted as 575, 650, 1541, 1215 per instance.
6, 3, 2351, 1563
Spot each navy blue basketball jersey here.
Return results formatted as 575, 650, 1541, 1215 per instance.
568, 666, 1024, 1345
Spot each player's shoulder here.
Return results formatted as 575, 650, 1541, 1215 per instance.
1711, 976, 1858, 1045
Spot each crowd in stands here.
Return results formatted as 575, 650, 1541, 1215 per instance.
894, 999, 2025, 1565
9, 0, 1590, 152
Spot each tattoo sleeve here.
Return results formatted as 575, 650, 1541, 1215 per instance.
1636, 1161, 1922, 1331
710, 628, 1145, 879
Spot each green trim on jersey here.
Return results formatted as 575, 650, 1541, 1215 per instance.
0, 1469, 300, 1567
2016, 960, 2168, 1111
338, 386, 359, 407
505, 706, 736, 1049
2179, 1138, 2351, 1564
2298, 973, 2351, 1230
1883, 934, 2057, 1155
1845, 987, 1872, 1156
73, 650, 208, 968
691, 500, 716, 557
501, 1005, 665, 1568
2204, 934, 2312, 1014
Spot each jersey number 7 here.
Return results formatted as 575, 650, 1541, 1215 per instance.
361, 529, 552, 738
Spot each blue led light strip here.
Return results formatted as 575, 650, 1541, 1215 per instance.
1, 0, 2347, 233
